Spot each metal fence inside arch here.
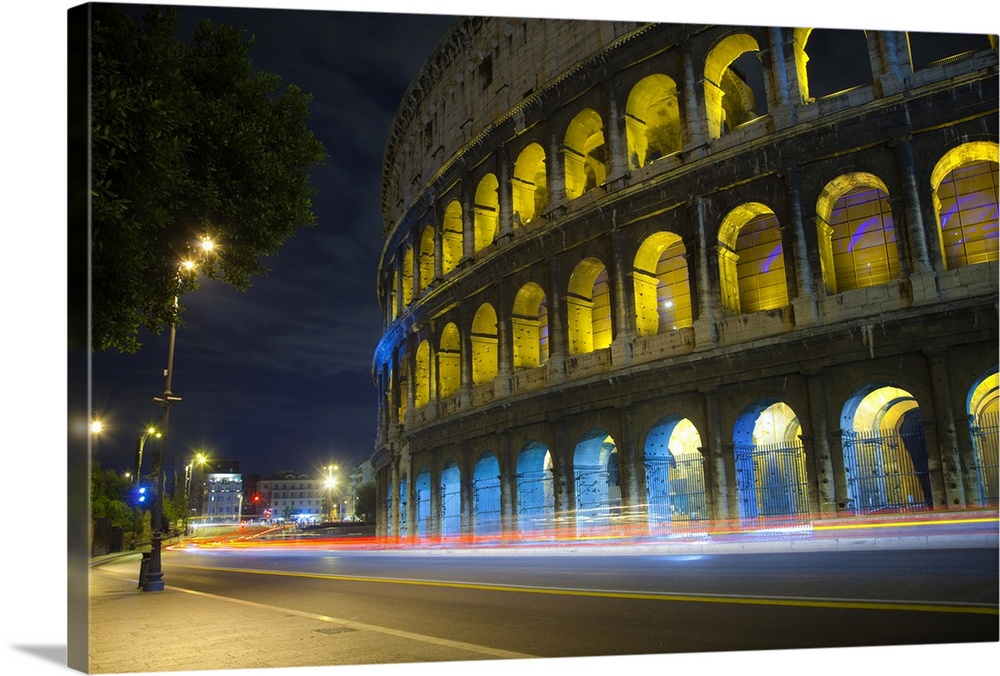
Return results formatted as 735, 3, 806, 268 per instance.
516, 469, 554, 536
970, 411, 999, 505
644, 455, 708, 535
574, 464, 623, 537
842, 428, 932, 514
734, 441, 809, 524
472, 476, 501, 536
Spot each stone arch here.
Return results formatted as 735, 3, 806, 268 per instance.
967, 367, 999, 505
625, 73, 682, 170
792, 28, 872, 103
440, 459, 462, 537
414, 340, 431, 409
718, 202, 788, 314
471, 303, 498, 384
512, 143, 547, 226
732, 400, 808, 521
633, 231, 692, 336
929, 141, 999, 271
573, 429, 620, 536
474, 173, 500, 252
567, 257, 612, 354
472, 451, 501, 536
564, 108, 607, 199
512, 282, 548, 369
441, 199, 463, 276
643, 415, 707, 534
418, 224, 435, 294
704, 32, 767, 139
401, 245, 414, 307
438, 322, 461, 399
515, 440, 555, 535
840, 384, 932, 513
415, 463, 431, 538
815, 172, 898, 294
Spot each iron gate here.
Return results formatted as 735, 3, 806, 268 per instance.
734, 441, 809, 523
644, 455, 708, 535
472, 476, 501, 536
843, 428, 932, 514
440, 481, 461, 536
574, 465, 623, 535
970, 411, 999, 505
516, 469, 554, 534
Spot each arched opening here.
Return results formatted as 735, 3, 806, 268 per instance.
564, 108, 607, 199
930, 142, 999, 270
516, 441, 554, 536
841, 385, 932, 514
438, 323, 461, 399
704, 33, 767, 139
512, 282, 548, 369
573, 429, 621, 536
401, 246, 414, 308
908, 31, 994, 72
471, 303, 498, 385
418, 225, 435, 294
442, 200, 463, 276
718, 203, 788, 314
389, 270, 399, 322
625, 74, 681, 170
413, 340, 431, 409
644, 416, 707, 535
512, 143, 547, 226
472, 451, 501, 537
967, 369, 999, 505
793, 28, 872, 102
733, 401, 809, 522
816, 173, 898, 294
633, 232, 692, 335
415, 465, 431, 538
440, 460, 462, 537
397, 351, 408, 423
474, 174, 500, 252
567, 258, 612, 355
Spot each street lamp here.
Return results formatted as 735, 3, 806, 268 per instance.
325, 464, 339, 522
130, 426, 160, 550
144, 236, 215, 593
183, 451, 208, 533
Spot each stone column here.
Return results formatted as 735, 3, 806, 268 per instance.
429, 454, 442, 539
681, 40, 707, 157
461, 179, 475, 265
926, 350, 967, 507
546, 256, 568, 382
390, 459, 401, 539
495, 285, 513, 397
499, 433, 516, 539
618, 405, 645, 533
704, 388, 734, 521
498, 146, 515, 241
610, 224, 634, 367
787, 165, 819, 325
410, 230, 422, 305
604, 79, 628, 187
551, 421, 574, 539
692, 197, 719, 346
895, 137, 939, 305
806, 371, 837, 515
767, 27, 797, 129
546, 122, 567, 216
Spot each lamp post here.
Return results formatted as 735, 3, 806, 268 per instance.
144, 236, 215, 593
183, 452, 208, 534
131, 426, 160, 550
325, 464, 339, 522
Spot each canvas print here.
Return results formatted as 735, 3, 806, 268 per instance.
66, 1, 998, 674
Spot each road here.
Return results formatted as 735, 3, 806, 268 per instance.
95, 541, 998, 660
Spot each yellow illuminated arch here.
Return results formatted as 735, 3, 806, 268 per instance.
815, 173, 897, 294
633, 232, 692, 335
438, 323, 461, 399
718, 203, 787, 313
564, 108, 606, 200
442, 201, 463, 276
567, 258, 612, 355
704, 33, 763, 139
414, 340, 431, 409
390, 270, 399, 321
471, 303, 498, 385
397, 352, 409, 422
418, 225, 435, 294
474, 174, 500, 252
930, 141, 999, 270
512, 143, 547, 226
512, 282, 548, 369
401, 246, 414, 308
625, 74, 681, 169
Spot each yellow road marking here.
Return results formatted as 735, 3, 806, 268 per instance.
175, 564, 999, 616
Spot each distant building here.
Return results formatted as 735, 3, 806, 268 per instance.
343, 460, 375, 521
199, 458, 243, 523
257, 470, 329, 524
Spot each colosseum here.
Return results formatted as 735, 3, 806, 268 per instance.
370, 18, 999, 541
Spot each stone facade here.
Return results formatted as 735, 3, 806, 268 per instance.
372, 18, 999, 540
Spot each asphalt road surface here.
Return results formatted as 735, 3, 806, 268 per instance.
130, 544, 997, 658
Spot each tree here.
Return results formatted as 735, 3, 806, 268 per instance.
353, 481, 376, 523
90, 5, 327, 353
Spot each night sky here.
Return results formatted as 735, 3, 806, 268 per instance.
89, 4, 457, 479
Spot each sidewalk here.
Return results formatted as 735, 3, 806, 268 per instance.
85, 516, 999, 674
